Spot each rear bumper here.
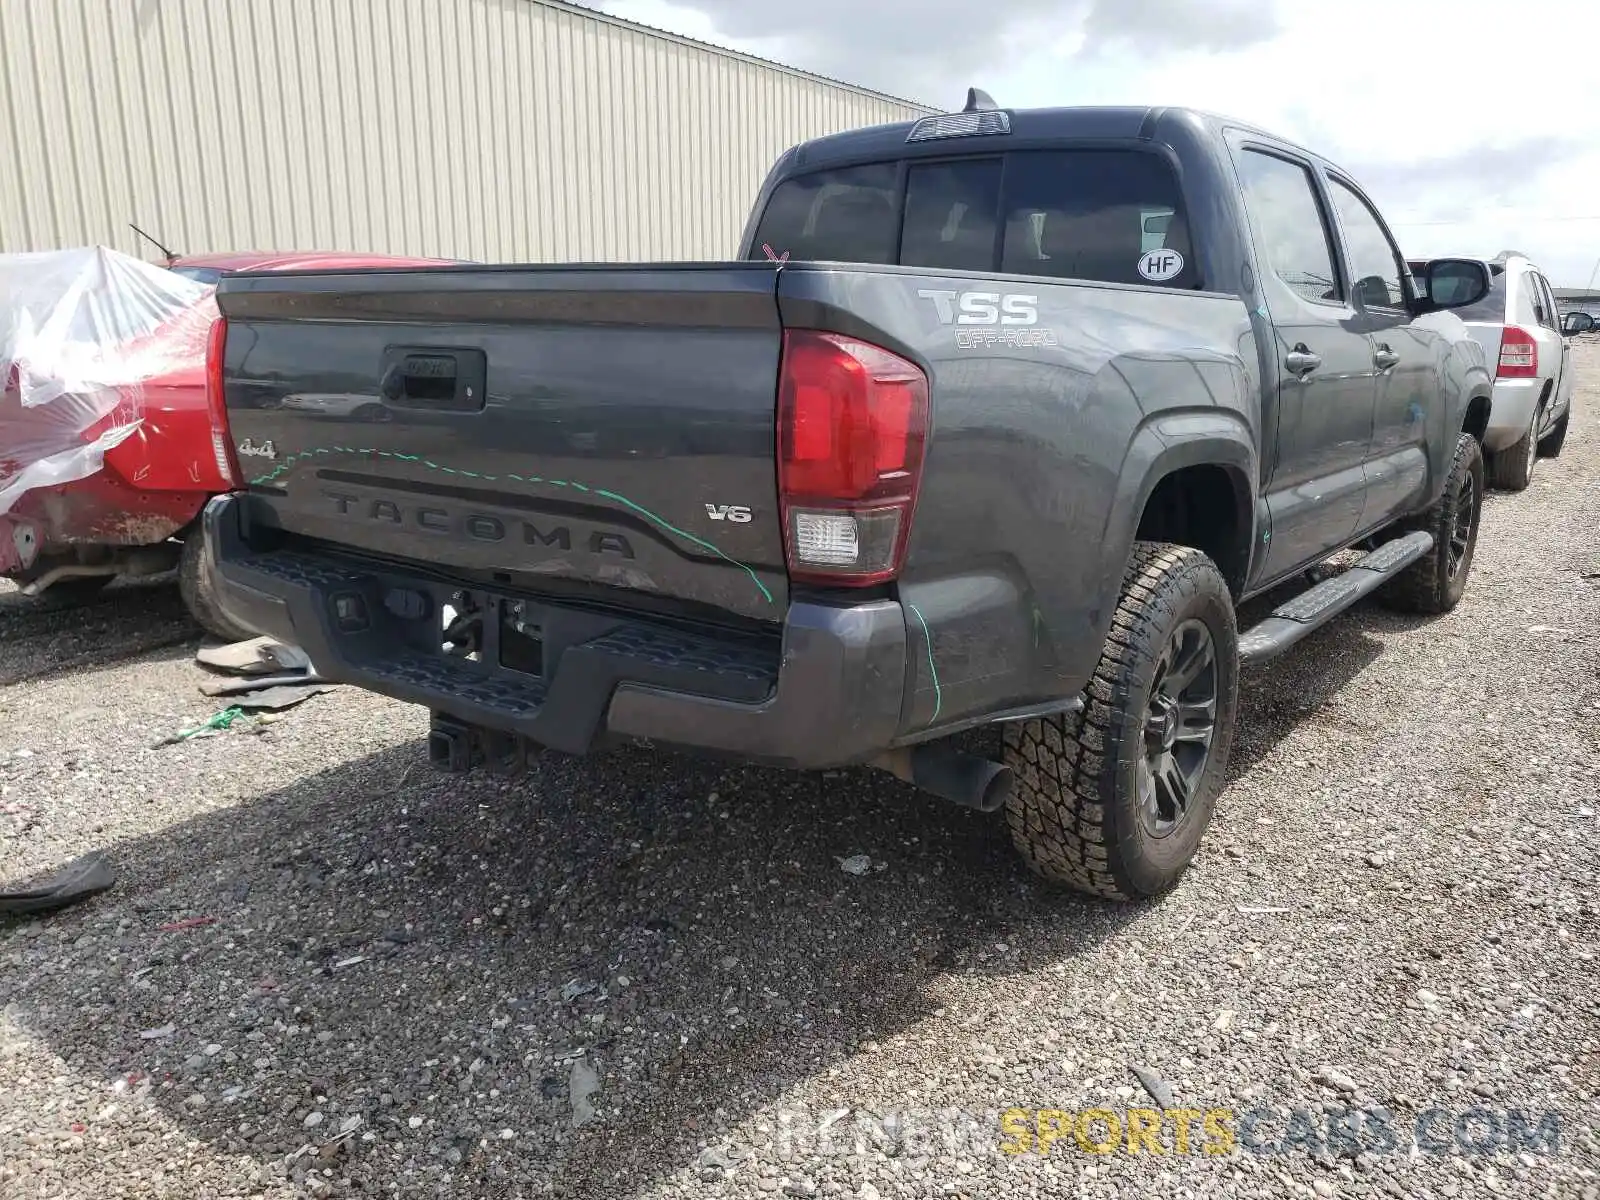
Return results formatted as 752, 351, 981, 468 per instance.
201, 494, 907, 769
1, 478, 205, 576
1482, 378, 1544, 452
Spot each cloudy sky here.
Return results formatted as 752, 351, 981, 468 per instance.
585, 0, 1600, 287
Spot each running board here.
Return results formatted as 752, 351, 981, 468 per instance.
1238, 531, 1434, 665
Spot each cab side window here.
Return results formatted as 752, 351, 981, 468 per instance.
1327, 178, 1407, 310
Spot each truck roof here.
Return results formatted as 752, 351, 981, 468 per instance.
785, 103, 1337, 176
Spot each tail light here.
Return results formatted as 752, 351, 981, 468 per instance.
777, 331, 929, 585
1497, 326, 1538, 378
205, 317, 240, 486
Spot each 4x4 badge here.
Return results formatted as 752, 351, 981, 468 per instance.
237, 438, 277, 460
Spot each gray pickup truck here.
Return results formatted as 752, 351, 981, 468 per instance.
201, 96, 1496, 902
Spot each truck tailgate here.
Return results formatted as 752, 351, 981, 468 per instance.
217, 265, 786, 622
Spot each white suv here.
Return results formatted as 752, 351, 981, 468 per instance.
1417, 252, 1574, 491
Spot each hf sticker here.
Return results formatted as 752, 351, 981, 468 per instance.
1138, 248, 1185, 282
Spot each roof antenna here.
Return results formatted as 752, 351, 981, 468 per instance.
964, 88, 998, 113
129, 221, 179, 266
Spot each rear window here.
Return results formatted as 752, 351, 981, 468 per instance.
748, 150, 1196, 288
1452, 268, 1509, 323
749, 163, 899, 265
169, 265, 226, 285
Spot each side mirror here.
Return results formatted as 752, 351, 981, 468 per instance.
1561, 311, 1594, 335
1353, 276, 1391, 309
1420, 258, 1490, 310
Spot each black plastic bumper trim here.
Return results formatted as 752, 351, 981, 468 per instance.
201, 494, 908, 768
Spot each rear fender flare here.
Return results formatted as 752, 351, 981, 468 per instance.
1092, 414, 1257, 629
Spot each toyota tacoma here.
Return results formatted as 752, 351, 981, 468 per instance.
199, 96, 1496, 900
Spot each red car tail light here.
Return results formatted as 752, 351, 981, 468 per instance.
205, 317, 240, 486
777, 331, 929, 585
1497, 325, 1538, 378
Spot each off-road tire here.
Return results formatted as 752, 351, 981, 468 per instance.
1001, 542, 1238, 902
1538, 410, 1569, 458
178, 529, 251, 642
1379, 432, 1483, 615
1488, 411, 1537, 491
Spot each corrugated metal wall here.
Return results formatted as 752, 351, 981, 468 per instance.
0, 0, 929, 262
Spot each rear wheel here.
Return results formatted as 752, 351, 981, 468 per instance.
1379, 432, 1483, 615
1538, 410, 1569, 458
1002, 543, 1238, 901
1488, 410, 1538, 491
178, 529, 251, 642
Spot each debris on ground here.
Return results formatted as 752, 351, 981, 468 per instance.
150, 706, 246, 748
226, 682, 337, 711
199, 671, 324, 698
1127, 1062, 1175, 1108
194, 636, 332, 710
195, 636, 311, 676
836, 854, 872, 876
569, 1059, 601, 1128
0, 851, 115, 916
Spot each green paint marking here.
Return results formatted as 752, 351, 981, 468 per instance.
594, 488, 773, 605
907, 603, 942, 724
247, 446, 773, 604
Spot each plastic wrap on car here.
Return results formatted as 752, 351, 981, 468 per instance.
0, 245, 216, 517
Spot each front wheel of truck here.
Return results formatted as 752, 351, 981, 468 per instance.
1001, 542, 1239, 902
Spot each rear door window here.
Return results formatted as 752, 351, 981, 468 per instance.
998, 151, 1194, 287
748, 149, 1194, 288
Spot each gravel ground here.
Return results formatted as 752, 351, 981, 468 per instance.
3, 351, 1599, 1200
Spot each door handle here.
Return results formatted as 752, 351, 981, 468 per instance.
1285, 344, 1322, 378
1373, 344, 1401, 371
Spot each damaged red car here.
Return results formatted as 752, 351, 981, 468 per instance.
1, 247, 446, 638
